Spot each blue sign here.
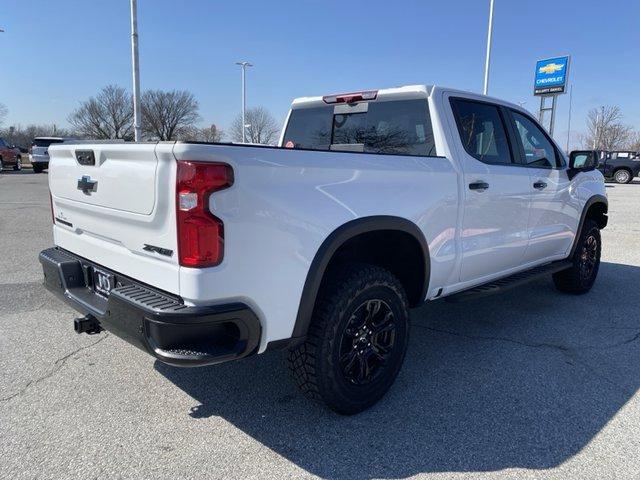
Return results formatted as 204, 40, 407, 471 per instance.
534, 56, 570, 95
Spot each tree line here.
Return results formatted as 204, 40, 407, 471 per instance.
2, 90, 639, 152
581, 105, 640, 151
0, 85, 280, 147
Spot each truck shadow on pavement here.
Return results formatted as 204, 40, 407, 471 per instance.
155, 261, 640, 478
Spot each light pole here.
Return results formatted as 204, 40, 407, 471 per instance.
593, 106, 603, 150
566, 84, 573, 152
483, 0, 495, 95
130, 0, 142, 142
235, 61, 253, 143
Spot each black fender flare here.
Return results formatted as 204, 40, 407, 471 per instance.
290, 215, 430, 341
569, 194, 608, 258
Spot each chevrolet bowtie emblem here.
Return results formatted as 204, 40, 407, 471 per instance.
77, 175, 98, 194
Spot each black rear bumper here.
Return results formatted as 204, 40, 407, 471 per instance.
39, 247, 261, 367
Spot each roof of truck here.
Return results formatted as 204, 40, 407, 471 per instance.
33, 136, 74, 140
291, 85, 434, 108
290, 84, 525, 112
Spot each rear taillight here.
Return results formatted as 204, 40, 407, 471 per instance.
176, 161, 233, 268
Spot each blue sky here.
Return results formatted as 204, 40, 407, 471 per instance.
1, 0, 638, 146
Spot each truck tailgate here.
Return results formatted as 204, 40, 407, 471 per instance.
48, 142, 180, 295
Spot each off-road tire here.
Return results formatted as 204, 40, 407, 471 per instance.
288, 263, 410, 415
553, 219, 601, 294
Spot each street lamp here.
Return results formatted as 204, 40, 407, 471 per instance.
235, 61, 253, 143
483, 0, 495, 95
130, 0, 142, 142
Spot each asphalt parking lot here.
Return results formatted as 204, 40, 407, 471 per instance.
1, 170, 639, 480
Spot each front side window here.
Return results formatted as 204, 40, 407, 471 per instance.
450, 99, 513, 164
283, 99, 436, 156
510, 111, 559, 168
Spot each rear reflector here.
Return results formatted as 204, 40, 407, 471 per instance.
322, 90, 378, 104
176, 161, 233, 268
49, 191, 54, 224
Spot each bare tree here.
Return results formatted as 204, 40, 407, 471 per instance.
141, 90, 200, 140
626, 131, 640, 152
0, 103, 7, 127
179, 124, 224, 143
68, 85, 133, 139
583, 105, 633, 150
0, 124, 73, 148
230, 106, 280, 144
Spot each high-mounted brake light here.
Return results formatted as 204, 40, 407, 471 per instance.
322, 90, 378, 104
176, 161, 233, 268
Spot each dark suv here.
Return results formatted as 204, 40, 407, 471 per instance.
0, 138, 23, 172
571, 150, 640, 184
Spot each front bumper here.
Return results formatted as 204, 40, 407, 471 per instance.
39, 247, 261, 367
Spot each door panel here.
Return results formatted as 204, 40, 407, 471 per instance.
508, 110, 574, 261
525, 168, 574, 261
447, 96, 531, 283
461, 166, 531, 281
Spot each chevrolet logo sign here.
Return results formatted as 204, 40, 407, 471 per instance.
539, 63, 565, 74
77, 175, 98, 194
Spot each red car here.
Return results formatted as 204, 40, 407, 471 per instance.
0, 137, 22, 172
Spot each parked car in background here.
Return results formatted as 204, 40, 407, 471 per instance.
30, 137, 71, 173
582, 149, 640, 184
0, 137, 23, 172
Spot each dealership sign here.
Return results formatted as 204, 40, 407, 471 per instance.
534, 56, 570, 95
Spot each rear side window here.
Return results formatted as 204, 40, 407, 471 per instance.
450, 98, 513, 164
283, 99, 436, 156
33, 139, 64, 147
283, 107, 333, 150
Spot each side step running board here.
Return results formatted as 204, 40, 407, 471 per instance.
445, 260, 573, 303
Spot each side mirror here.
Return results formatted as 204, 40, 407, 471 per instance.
568, 151, 597, 180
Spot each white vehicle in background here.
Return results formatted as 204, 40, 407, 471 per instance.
30, 137, 74, 173
40, 85, 607, 414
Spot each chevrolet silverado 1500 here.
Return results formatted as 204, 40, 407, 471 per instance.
40, 85, 607, 414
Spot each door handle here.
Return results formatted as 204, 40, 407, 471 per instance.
533, 181, 547, 190
469, 181, 489, 191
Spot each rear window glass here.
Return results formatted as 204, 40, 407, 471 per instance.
283, 99, 436, 156
33, 139, 64, 147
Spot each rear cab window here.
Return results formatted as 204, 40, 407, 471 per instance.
283, 98, 436, 157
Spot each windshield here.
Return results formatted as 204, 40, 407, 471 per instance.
283, 99, 436, 156
33, 139, 64, 148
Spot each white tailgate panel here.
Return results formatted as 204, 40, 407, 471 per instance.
49, 142, 181, 295
49, 143, 158, 215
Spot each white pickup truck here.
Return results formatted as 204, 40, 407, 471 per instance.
40, 85, 607, 414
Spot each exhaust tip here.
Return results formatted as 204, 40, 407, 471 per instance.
74, 315, 102, 335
